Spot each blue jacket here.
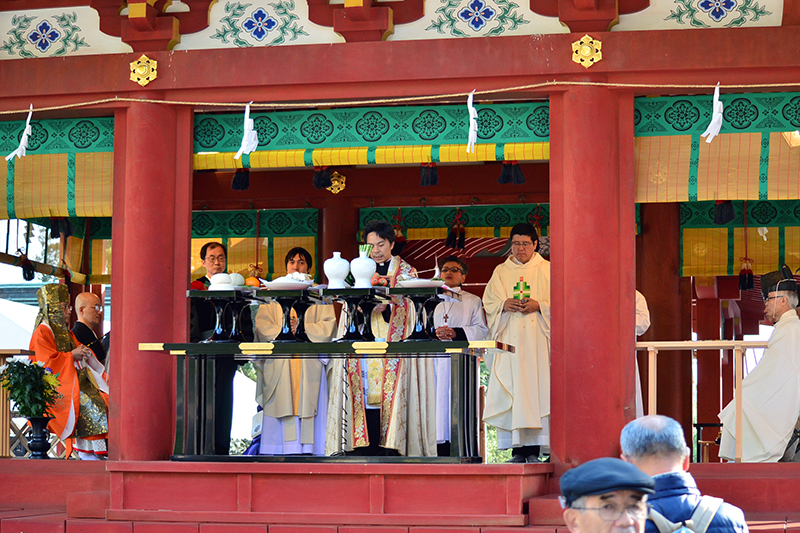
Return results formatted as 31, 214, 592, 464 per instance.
646, 471, 748, 533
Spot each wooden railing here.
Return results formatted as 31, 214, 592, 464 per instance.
636, 340, 769, 463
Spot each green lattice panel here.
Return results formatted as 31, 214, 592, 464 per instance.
360, 204, 551, 231
679, 200, 800, 229
193, 103, 550, 153
0, 117, 114, 154
634, 92, 800, 137
191, 209, 318, 239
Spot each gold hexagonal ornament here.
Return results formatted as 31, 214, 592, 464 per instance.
130, 54, 158, 87
327, 172, 346, 194
572, 35, 602, 69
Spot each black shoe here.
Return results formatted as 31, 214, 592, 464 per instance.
506, 454, 527, 463
526, 454, 549, 463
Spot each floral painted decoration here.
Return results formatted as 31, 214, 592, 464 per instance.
698, 0, 736, 21
243, 8, 278, 41
27, 20, 61, 52
458, 0, 497, 30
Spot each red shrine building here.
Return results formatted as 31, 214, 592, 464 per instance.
2, 0, 800, 531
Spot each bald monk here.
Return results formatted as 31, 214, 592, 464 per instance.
30, 284, 109, 459
72, 292, 107, 365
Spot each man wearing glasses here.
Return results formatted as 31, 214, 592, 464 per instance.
718, 266, 800, 462
72, 292, 107, 365
560, 457, 654, 533
482, 222, 551, 462
197, 242, 228, 287
195, 242, 238, 455
431, 255, 489, 455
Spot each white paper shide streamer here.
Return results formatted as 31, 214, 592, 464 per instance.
234, 101, 259, 160
700, 83, 724, 144
466, 90, 478, 154
5, 105, 34, 162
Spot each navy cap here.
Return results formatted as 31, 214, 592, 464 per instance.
560, 457, 655, 507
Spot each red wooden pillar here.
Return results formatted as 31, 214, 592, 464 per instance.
109, 99, 193, 461
695, 296, 722, 461
549, 86, 636, 465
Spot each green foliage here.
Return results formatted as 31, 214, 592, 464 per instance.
230, 437, 252, 455
480, 360, 511, 463
485, 424, 512, 463
238, 362, 257, 382
0, 358, 62, 418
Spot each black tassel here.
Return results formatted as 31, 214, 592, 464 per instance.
510, 163, 525, 184
498, 162, 513, 184
313, 166, 332, 190
739, 261, 754, 290
231, 168, 250, 191
714, 200, 735, 225
445, 228, 457, 249
457, 227, 465, 249
58, 218, 72, 239
19, 254, 34, 281
49, 218, 59, 239
420, 163, 438, 187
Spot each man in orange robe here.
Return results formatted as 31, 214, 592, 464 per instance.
29, 284, 109, 459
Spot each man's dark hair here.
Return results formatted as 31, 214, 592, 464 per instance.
509, 223, 539, 242
441, 255, 469, 276
200, 242, 226, 260
285, 247, 313, 270
362, 219, 395, 244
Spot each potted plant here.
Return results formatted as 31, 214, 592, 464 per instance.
0, 357, 62, 459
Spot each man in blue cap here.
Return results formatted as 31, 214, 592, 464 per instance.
560, 457, 655, 533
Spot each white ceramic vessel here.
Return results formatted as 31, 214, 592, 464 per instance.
324, 251, 350, 289
350, 250, 376, 289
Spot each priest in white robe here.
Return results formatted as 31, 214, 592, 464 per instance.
482, 223, 551, 463
252, 247, 336, 455
432, 255, 489, 454
719, 267, 800, 462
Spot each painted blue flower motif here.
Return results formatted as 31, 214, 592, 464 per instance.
243, 8, 278, 41
698, 0, 736, 22
27, 20, 61, 52
458, 0, 496, 30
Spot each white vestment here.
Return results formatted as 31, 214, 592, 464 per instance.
253, 302, 336, 455
432, 286, 489, 443
719, 310, 800, 462
634, 290, 651, 418
482, 254, 551, 449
